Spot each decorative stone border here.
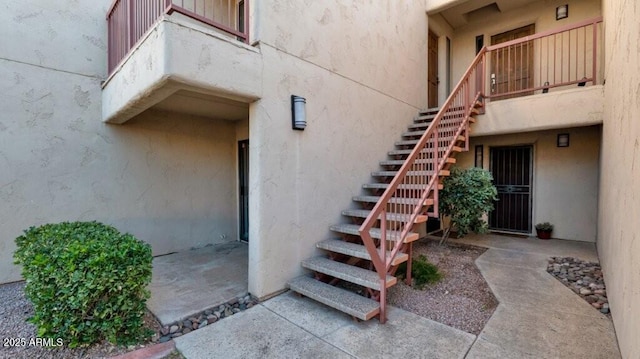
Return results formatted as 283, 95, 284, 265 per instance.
155, 294, 259, 343
546, 257, 610, 315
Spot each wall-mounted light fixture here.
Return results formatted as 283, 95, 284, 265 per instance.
475, 145, 484, 168
291, 95, 306, 130
557, 133, 570, 147
556, 4, 568, 20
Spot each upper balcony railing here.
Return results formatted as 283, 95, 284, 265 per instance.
484, 17, 603, 100
107, 0, 249, 75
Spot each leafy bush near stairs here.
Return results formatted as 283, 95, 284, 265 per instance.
439, 167, 498, 243
13, 221, 153, 348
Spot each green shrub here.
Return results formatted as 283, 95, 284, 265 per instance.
13, 221, 153, 348
439, 167, 498, 243
396, 255, 442, 290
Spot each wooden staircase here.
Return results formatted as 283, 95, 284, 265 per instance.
288, 51, 487, 323
288, 104, 481, 321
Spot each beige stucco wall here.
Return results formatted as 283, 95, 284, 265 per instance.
0, 1, 239, 283
457, 126, 601, 242
248, 1, 429, 298
598, 0, 640, 358
473, 86, 603, 136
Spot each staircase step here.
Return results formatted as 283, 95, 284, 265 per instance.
342, 209, 428, 223
301, 257, 397, 290
330, 224, 420, 243
380, 157, 456, 167
419, 107, 440, 116
395, 135, 466, 147
388, 146, 462, 157
317, 239, 408, 266
363, 182, 444, 191
353, 195, 433, 206
409, 115, 476, 129
288, 276, 380, 320
372, 170, 450, 177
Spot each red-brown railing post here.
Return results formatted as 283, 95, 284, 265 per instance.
592, 21, 598, 85
244, 0, 250, 44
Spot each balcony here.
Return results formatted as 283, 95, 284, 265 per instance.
473, 17, 604, 136
102, 0, 261, 124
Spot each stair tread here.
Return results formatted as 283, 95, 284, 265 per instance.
363, 183, 444, 191
330, 223, 420, 243
317, 239, 408, 266
341, 209, 428, 223
353, 195, 433, 206
388, 146, 462, 156
380, 157, 456, 166
372, 170, 450, 177
395, 135, 466, 147
301, 257, 397, 290
288, 276, 380, 320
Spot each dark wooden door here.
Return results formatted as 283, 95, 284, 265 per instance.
489, 146, 533, 233
490, 24, 535, 100
428, 30, 439, 108
238, 140, 249, 242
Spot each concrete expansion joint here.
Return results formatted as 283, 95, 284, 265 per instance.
258, 302, 353, 357
259, 41, 422, 111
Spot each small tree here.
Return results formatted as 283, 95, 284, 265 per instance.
439, 167, 498, 244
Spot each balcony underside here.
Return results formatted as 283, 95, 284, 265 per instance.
472, 85, 603, 136
102, 16, 261, 124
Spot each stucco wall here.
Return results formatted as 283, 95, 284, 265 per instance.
598, 0, 640, 358
0, 1, 238, 283
248, 1, 430, 297
457, 126, 601, 242
473, 86, 603, 136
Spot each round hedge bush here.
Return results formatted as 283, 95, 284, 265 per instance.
13, 221, 153, 348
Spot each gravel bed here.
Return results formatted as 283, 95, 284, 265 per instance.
546, 256, 610, 315
387, 239, 498, 335
0, 281, 162, 359
0, 281, 259, 359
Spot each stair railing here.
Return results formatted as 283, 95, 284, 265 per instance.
358, 49, 487, 323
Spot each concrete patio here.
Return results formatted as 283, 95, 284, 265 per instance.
163, 235, 620, 358
146, 241, 248, 326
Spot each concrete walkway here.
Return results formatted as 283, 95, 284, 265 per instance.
171, 235, 621, 358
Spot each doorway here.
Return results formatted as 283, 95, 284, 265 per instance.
490, 24, 535, 100
428, 30, 439, 108
489, 146, 533, 233
238, 139, 249, 242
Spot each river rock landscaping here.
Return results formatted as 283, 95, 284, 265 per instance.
157, 295, 258, 343
546, 256, 610, 315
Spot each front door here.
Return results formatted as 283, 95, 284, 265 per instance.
490, 24, 535, 100
238, 140, 249, 242
489, 146, 533, 233
428, 30, 439, 108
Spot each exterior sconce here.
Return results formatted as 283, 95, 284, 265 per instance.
475, 145, 484, 168
556, 5, 568, 20
291, 95, 307, 130
557, 133, 570, 147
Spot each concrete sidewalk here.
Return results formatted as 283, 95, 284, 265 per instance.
171, 235, 621, 358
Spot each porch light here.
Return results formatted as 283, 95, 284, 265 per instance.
556, 5, 568, 20
291, 95, 307, 130
557, 133, 570, 147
